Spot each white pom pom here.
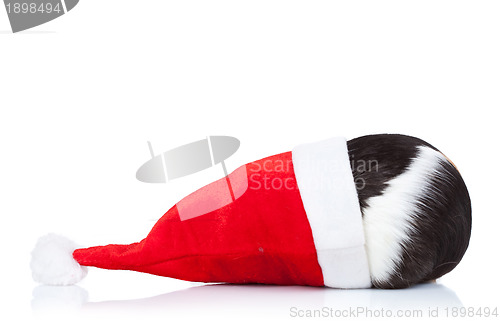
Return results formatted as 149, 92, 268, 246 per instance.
30, 234, 88, 285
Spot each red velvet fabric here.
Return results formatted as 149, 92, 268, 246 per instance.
73, 152, 325, 286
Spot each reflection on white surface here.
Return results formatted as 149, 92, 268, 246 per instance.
31, 285, 89, 312
32, 282, 463, 320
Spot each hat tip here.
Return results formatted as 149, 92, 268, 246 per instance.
30, 233, 87, 285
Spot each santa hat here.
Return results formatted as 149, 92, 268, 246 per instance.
31, 137, 371, 288
31, 135, 472, 289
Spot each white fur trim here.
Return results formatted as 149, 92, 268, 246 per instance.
362, 146, 447, 286
31, 234, 87, 285
292, 137, 371, 288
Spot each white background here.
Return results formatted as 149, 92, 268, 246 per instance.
1, 1, 499, 320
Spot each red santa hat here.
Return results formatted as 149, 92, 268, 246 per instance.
31, 137, 372, 288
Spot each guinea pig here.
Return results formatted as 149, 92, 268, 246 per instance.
348, 134, 471, 289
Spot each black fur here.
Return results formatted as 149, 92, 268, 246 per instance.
347, 134, 472, 289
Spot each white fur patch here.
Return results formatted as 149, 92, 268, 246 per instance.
362, 146, 447, 285
31, 233, 87, 285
